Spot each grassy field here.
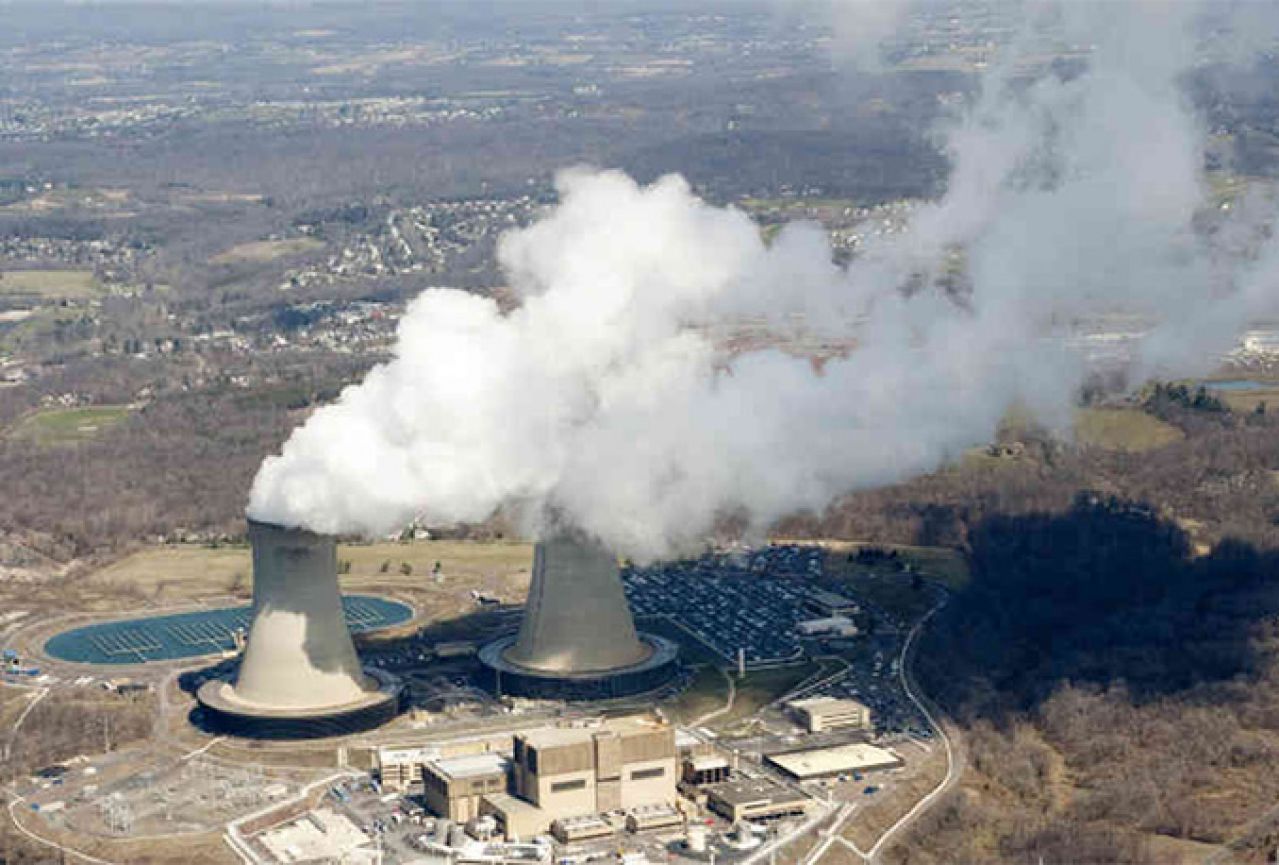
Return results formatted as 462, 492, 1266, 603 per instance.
842, 574, 937, 621
1074, 407, 1184, 452
662, 665, 731, 724
714, 663, 819, 730
843, 743, 948, 851
1215, 385, 1279, 415
8, 405, 132, 445
88, 539, 534, 607
0, 682, 37, 732
211, 237, 324, 264
92, 545, 255, 600
0, 268, 97, 300
739, 196, 859, 212
777, 540, 969, 590
10, 810, 237, 865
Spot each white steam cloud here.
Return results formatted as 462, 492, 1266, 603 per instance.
248, 2, 1279, 559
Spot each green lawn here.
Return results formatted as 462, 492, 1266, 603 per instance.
823, 558, 941, 621
716, 663, 819, 729
0, 269, 98, 300
9, 405, 132, 444
210, 237, 324, 264
662, 665, 731, 724
1074, 407, 1184, 453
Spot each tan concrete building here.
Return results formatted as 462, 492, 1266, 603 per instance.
421, 754, 510, 823
765, 742, 902, 780
786, 697, 873, 733
512, 719, 676, 819
375, 745, 441, 793
682, 754, 731, 786
550, 814, 613, 843
480, 792, 550, 840
705, 779, 808, 822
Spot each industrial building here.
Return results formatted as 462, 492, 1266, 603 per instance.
765, 743, 902, 780
795, 616, 858, 638
705, 779, 809, 823
550, 814, 613, 843
394, 719, 681, 841
624, 804, 682, 832
682, 754, 731, 786
511, 719, 676, 816
785, 697, 873, 733
479, 530, 679, 700
478, 792, 547, 841
803, 589, 859, 618
421, 754, 510, 823
195, 520, 403, 739
375, 745, 441, 792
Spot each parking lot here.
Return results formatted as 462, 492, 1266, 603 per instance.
623, 546, 824, 665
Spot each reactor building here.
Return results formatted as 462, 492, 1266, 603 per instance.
479, 529, 678, 700
196, 519, 402, 738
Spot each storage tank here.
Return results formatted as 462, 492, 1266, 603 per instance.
686, 824, 708, 854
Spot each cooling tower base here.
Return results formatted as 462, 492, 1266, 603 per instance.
195, 667, 404, 740
479, 633, 679, 701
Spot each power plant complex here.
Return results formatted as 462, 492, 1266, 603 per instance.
28, 516, 920, 862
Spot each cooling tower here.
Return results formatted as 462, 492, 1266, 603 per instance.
480, 530, 679, 701
195, 519, 401, 739
504, 531, 652, 673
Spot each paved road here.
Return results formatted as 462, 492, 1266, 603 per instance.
691, 667, 738, 727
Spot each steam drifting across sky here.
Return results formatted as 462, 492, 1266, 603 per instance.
249, 1, 1279, 559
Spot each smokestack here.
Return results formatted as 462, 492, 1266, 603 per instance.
233, 520, 374, 708
195, 520, 400, 738
503, 530, 652, 673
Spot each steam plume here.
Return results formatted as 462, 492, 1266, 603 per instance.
248, 2, 1279, 559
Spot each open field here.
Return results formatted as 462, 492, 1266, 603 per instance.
10, 808, 237, 865
844, 742, 948, 851
739, 196, 860, 213
8, 405, 132, 445
1074, 407, 1184, 452
713, 663, 818, 731
773, 823, 828, 865
210, 237, 324, 264
0, 268, 97, 299
1216, 385, 1279, 414
777, 540, 969, 590
0, 682, 36, 732
661, 665, 730, 724
85, 539, 534, 611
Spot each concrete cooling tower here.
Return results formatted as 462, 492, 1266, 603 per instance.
196, 520, 402, 738
480, 530, 678, 701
